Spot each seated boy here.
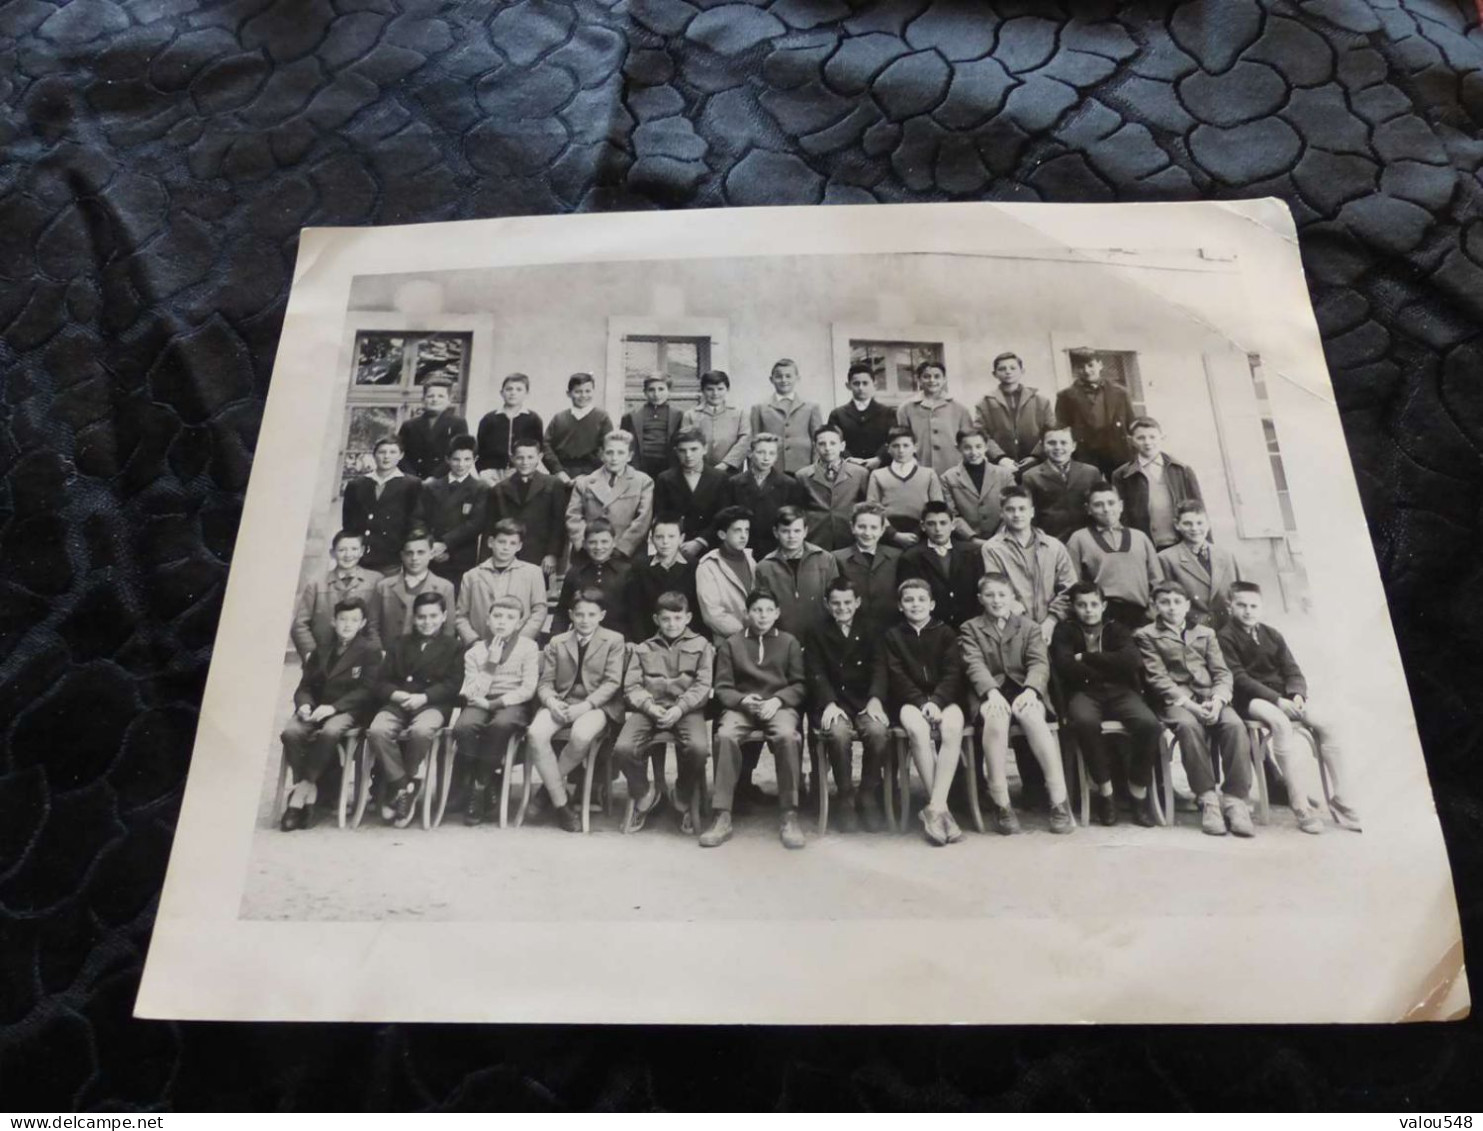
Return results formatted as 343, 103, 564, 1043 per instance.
543, 371, 613, 485
1050, 581, 1164, 827
882, 578, 967, 846
552, 519, 633, 639
290, 529, 381, 662
342, 435, 422, 573
622, 373, 683, 479
418, 434, 489, 588
1111, 416, 1203, 551
627, 517, 699, 633
1020, 426, 1101, 542
453, 596, 540, 826
653, 429, 732, 561
366, 591, 464, 827
894, 360, 974, 477
700, 589, 808, 850
805, 577, 892, 832
795, 424, 869, 550
1135, 581, 1255, 837
960, 573, 1075, 836
899, 500, 985, 628
728, 433, 802, 560
755, 505, 839, 641
614, 592, 716, 834
487, 438, 566, 576
455, 518, 547, 644
278, 597, 380, 830
681, 369, 750, 474
1219, 581, 1360, 833
749, 358, 824, 475
867, 427, 945, 548
369, 528, 457, 645
565, 429, 654, 561
1064, 483, 1161, 628
526, 587, 627, 832
941, 428, 1014, 545
1157, 500, 1242, 628
475, 371, 543, 483
831, 502, 901, 636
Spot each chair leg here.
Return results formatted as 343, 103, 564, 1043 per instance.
434, 730, 457, 828
499, 738, 518, 829
352, 735, 374, 828
1160, 732, 1175, 827
516, 738, 535, 827
337, 734, 356, 829
897, 732, 912, 833
959, 738, 985, 835
813, 737, 829, 835
881, 740, 897, 830
273, 748, 291, 825
419, 741, 436, 831
1249, 726, 1271, 826
1075, 745, 1090, 829
581, 744, 596, 834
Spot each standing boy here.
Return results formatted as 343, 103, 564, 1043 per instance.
831, 502, 901, 636
367, 591, 463, 827
941, 428, 1015, 545
895, 360, 974, 478
749, 358, 823, 475
1135, 581, 1255, 838
1065, 484, 1161, 628
899, 501, 984, 628
980, 486, 1076, 641
290, 530, 382, 661
475, 372, 543, 483
1050, 581, 1165, 827
417, 434, 489, 589
614, 592, 716, 835
653, 428, 731, 561
805, 577, 892, 832
1054, 348, 1133, 479
526, 588, 627, 833
488, 437, 566, 577
700, 589, 809, 850
369, 529, 457, 644
552, 520, 634, 639
278, 598, 380, 830
1020, 426, 1101, 542
681, 370, 750, 474
565, 430, 655, 561
1157, 500, 1242, 628
754, 505, 839, 642
1111, 416, 1203, 551
728, 433, 802, 561
622, 373, 683, 479
1219, 581, 1360, 833
795, 424, 869, 551
455, 519, 547, 644
627, 517, 699, 633
882, 578, 967, 846
342, 435, 422, 573
543, 372, 613, 485
826, 362, 895, 468
694, 506, 755, 642
398, 376, 469, 480
960, 573, 1075, 836
974, 352, 1055, 473
867, 427, 945, 547
453, 597, 540, 826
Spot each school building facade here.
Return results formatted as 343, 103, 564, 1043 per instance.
297, 248, 1307, 623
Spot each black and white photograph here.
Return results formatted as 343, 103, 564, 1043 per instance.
135, 201, 1465, 1025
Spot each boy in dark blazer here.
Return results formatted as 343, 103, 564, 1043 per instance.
700, 589, 809, 850
826, 362, 895, 468
488, 437, 566, 577
831, 502, 901, 636
366, 591, 464, 828
654, 429, 732, 561
552, 520, 633, 639
1054, 348, 1133, 479
525, 588, 627, 833
882, 578, 967, 846
278, 598, 381, 830
1219, 581, 1359, 833
1111, 416, 1203, 551
342, 435, 423, 573
418, 434, 489, 589
626, 518, 699, 633
398, 376, 469, 480
728, 433, 802, 561
622, 373, 684, 479
1020, 426, 1102, 542
1051, 581, 1165, 827
805, 577, 892, 833
899, 501, 984, 628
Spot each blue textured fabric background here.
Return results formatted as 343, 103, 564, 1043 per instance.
1, 0, 1480, 1110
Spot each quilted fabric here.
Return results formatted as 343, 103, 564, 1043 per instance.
2, 0, 1481, 1111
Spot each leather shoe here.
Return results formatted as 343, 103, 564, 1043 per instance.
557, 799, 584, 833
464, 783, 489, 827
1134, 792, 1159, 828
699, 811, 733, 847
1222, 796, 1255, 838
1092, 793, 1118, 827
834, 793, 860, 834
779, 809, 806, 849
1048, 800, 1076, 835
279, 805, 304, 832
990, 803, 1021, 836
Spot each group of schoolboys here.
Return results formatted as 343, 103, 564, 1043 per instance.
283, 350, 1358, 845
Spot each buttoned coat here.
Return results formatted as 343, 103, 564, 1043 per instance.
831, 544, 901, 635
539, 627, 627, 722
342, 473, 422, 573
375, 632, 464, 709
940, 460, 1016, 542
1157, 541, 1243, 628
958, 613, 1051, 700
749, 397, 824, 474
293, 633, 382, 720
1135, 619, 1234, 707
290, 566, 383, 660
794, 460, 869, 550
397, 407, 469, 480
654, 466, 732, 547
488, 469, 567, 565
565, 466, 655, 559
898, 541, 984, 628
727, 466, 803, 560
680, 404, 750, 471
369, 570, 458, 644
1021, 458, 1103, 542
973, 384, 1056, 464
1111, 454, 1204, 546
454, 558, 548, 644
417, 473, 490, 583
895, 397, 975, 476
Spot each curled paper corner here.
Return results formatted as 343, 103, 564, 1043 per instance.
1402, 940, 1470, 1022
